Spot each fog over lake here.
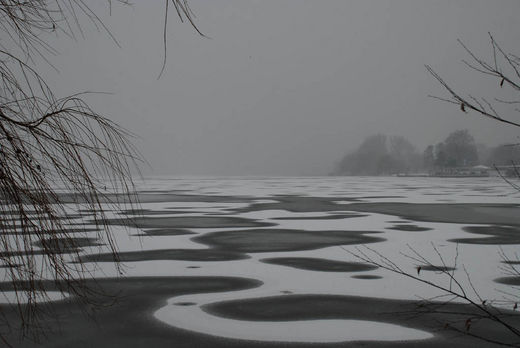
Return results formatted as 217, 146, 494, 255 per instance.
36, 0, 520, 176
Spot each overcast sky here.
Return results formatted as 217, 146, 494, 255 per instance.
37, 1, 520, 176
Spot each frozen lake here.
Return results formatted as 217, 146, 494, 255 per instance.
2, 176, 520, 347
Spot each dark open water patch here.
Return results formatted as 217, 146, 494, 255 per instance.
2, 226, 99, 235
0, 277, 512, 347
0, 248, 83, 257
0, 276, 269, 348
34, 237, 101, 251
60, 192, 254, 205
494, 276, 520, 286
104, 216, 275, 229
134, 228, 195, 236
0, 212, 91, 222
79, 248, 249, 263
450, 225, 520, 245
119, 209, 194, 216
260, 257, 377, 272
351, 274, 382, 280
272, 213, 367, 221
343, 203, 520, 227
193, 229, 385, 253
387, 225, 432, 232
234, 196, 360, 214
418, 265, 456, 272
1, 237, 101, 257
203, 294, 520, 347
174, 302, 197, 306
358, 196, 406, 199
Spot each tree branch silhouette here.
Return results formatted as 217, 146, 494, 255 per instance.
0, 0, 200, 344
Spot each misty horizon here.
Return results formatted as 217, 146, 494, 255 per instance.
29, 0, 520, 176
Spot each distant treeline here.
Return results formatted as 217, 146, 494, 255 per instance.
333, 129, 520, 175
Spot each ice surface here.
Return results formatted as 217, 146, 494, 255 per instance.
3, 176, 520, 343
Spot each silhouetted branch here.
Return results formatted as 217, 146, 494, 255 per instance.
426, 33, 520, 129
158, 0, 206, 79
346, 245, 520, 347
0, 0, 200, 344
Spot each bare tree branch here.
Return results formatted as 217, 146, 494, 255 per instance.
426, 33, 520, 129
345, 245, 520, 346
0, 0, 201, 344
